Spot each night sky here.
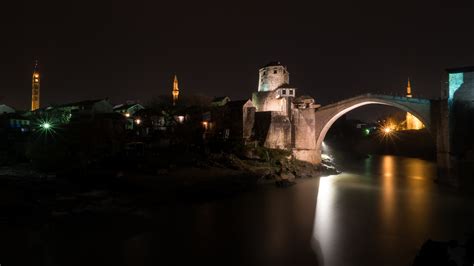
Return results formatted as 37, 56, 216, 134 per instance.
1, 1, 474, 120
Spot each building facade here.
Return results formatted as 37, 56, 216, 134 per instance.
250, 62, 321, 163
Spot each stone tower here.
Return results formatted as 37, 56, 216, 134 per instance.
172, 75, 179, 106
258, 61, 289, 92
252, 62, 296, 149
31, 60, 40, 111
252, 62, 295, 114
405, 78, 424, 130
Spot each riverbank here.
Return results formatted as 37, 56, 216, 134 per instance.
0, 146, 334, 228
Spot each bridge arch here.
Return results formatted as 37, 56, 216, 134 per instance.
312, 94, 432, 163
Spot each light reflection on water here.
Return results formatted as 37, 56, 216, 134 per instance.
3, 155, 474, 266
313, 155, 474, 266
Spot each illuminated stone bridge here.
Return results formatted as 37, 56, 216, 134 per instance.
311, 93, 433, 164
290, 92, 455, 183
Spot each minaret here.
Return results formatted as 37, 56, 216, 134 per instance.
31, 60, 40, 111
405, 78, 424, 130
406, 78, 412, 98
172, 75, 179, 106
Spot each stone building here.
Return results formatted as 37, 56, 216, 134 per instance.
209, 99, 255, 141
251, 62, 321, 163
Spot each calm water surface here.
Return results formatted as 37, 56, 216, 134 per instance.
3, 155, 474, 266
313, 155, 474, 266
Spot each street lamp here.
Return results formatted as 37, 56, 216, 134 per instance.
41, 122, 51, 129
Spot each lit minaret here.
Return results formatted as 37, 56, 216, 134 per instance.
406, 78, 412, 98
31, 60, 40, 111
405, 78, 424, 130
172, 75, 179, 106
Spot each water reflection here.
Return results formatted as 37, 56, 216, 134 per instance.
380, 155, 395, 232
313, 175, 338, 266
312, 155, 474, 266
3, 155, 474, 266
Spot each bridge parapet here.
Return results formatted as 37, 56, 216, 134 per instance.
319, 93, 431, 111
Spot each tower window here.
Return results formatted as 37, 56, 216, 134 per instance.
289, 90, 294, 95
274, 70, 277, 74
282, 89, 287, 95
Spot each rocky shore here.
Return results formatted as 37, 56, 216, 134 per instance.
0, 145, 340, 228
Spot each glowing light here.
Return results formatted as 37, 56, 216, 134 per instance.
377, 121, 399, 141
125, 113, 130, 117
177, 115, 185, 123
202, 121, 208, 129
34, 74, 39, 78
364, 128, 370, 135
41, 122, 51, 129
36, 119, 57, 135
135, 119, 141, 125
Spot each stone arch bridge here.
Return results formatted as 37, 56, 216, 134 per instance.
292, 93, 440, 165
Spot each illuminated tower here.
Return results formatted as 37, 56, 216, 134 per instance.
31, 60, 40, 111
406, 78, 412, 98
405, 78, 424, 130
172, 75, 179, 106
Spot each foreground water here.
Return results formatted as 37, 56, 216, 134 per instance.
2, 155, 474, 266
314, 155, 474, 266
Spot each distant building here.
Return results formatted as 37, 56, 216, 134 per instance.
211, 96, 231, 107
0, 104, 15, 114
113, 103, 145, 129
113, 102, 145, 129
0, 113, 30, 132
113, 103, 145, 117
405, 79, 424, 130
209, 100, 255, 140
54, 99, 114, 116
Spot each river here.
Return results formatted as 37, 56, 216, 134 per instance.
2, 155, 474, 266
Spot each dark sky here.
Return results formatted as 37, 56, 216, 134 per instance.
1, 1, 474, 117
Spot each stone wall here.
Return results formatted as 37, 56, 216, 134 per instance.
258, 65, 289, 92
252, 91, 290, 114
243, 103, 255, 140
292, 107, 318, 163
254, 112, 292, 150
